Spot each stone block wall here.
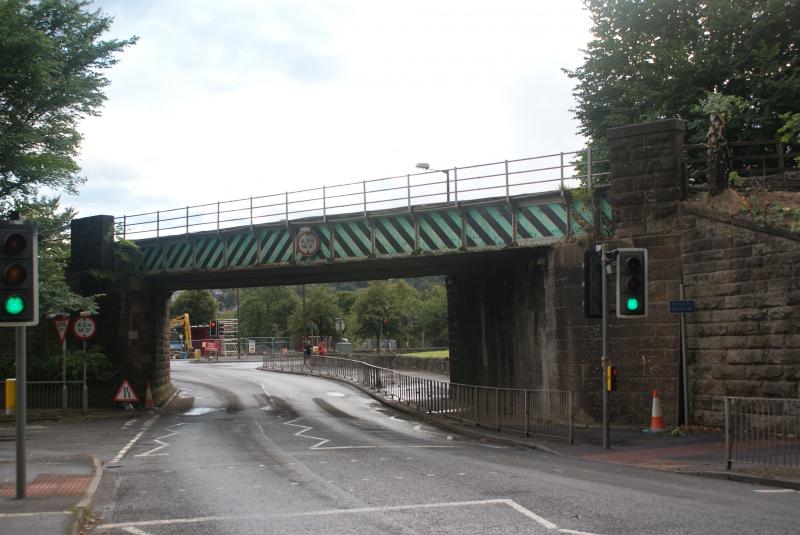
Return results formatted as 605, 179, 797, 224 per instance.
682, 206, 800, 425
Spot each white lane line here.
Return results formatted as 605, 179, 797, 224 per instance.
280, 417, 455, 450
108, 415, 160, 466
121, 418, 138, 429
134, 422, 185, 458
0, 511, 72, 519
753, 489, 795, 493
94, 499, 597, 533
122, 527, 153, 535
282, 418, 330, 449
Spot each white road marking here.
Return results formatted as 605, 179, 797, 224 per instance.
753, 489, 795, 493
279, 417, 455, 450
108, 415, 160, 466
0, 511, 72, 519
121, 418, 138, 429
135, 422, 184, 458
123, 526, 153, 535
94, 499, 597, 533
327, 392, 345, 397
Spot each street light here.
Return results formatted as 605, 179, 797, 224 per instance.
416, 162, 451, 202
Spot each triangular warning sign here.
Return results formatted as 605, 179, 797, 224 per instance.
113, 379, 140, 403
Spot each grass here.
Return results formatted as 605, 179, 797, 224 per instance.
400, 349, 449, 359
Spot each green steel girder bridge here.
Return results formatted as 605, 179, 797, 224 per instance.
118, 151, 610, 289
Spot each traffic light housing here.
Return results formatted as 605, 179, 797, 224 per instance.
0, 221, 38, 326
607, 366, 618, 392
583, 249, 603, 318
616, 248, 647, 318
209, 320, 218, 337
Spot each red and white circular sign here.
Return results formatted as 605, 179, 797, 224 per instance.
72, 317, 97, 340
296, 229, 320, 256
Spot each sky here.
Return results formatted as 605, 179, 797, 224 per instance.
68, 0, 593, 222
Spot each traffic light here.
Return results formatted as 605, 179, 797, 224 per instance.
0, 221, 38, 326
616, 248, 647, 318
209, 320, 218, 337
607, 366, 618, 392
583, 249, 603, 318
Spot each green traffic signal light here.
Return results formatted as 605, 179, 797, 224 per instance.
626, 297, 640, 312
4, 295, 25, 315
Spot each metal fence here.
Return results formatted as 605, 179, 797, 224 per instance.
116, 148, 609, 240
685, 140, 799, 186
725, 396, 800, 469
0, 381, 84, 410
262, 353, 573, 443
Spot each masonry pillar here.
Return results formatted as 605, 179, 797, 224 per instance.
604, 118, 686, 424
69, 215, 173, 405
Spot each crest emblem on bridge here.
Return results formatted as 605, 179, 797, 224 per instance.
295, 228, 321, 257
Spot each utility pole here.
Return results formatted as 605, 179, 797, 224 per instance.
600, 243, 610, 450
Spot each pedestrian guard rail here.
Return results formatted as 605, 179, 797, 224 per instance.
725, 396, 800, 469
0, 380, 84, 410
262, 353, 573, 443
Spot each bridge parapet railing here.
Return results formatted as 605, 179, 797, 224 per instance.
725, 396, 800, 469
261, 353, 573, 443
116, 148, 608, 240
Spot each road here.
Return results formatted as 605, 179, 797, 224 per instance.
89, 361, 799, 534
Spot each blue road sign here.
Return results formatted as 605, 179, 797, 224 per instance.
669, 300, 695, 314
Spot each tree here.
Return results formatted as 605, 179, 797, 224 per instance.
170, 290, 217, 325
287, 285, 340, 339
565, 0, 800, 146
0, 0, 137, 211
349, 280, 419, 348
239, 286, 298, 337
417, 284, 448, 347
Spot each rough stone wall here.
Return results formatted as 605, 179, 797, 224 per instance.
682, 205, 800, 425
121, 277, 173, 401
544, 119, 687, 425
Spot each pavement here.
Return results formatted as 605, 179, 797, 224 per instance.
1, 365, 798, 535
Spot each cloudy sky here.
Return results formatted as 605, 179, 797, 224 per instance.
69, 0, 593, 221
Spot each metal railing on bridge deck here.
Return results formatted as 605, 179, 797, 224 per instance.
262, 353, 574, 443
725, 396, 800, 469
116, 148, 609, 240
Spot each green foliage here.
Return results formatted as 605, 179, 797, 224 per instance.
15, 197, 97, 316
288, 284, 341, 338
694, 92, 749, 122
0, 347, 112, 381
566, 0, 800, 145
239, 286, 299, 337
416, 284, 449, 347
349, 280, 420, 346
0, 0, 137, 210
170, 290, 217, 325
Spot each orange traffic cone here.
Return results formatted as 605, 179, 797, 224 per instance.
648, 389, 665, 431
144, 382, 154, 410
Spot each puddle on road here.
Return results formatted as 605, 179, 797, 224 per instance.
183, 407, 221, 416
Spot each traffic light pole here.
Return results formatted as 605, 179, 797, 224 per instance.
601, 244, 610, 450
15, 326, 26, 499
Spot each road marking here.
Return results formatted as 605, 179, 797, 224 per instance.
122, 527, 153, 535
94, 499, 597, 533
121, 418, 138, 429
279, 417, 456, 450
753, 489, 795, 493
108, 415, 160, 466
327, 392, 345, 397
135, 423, 184, 458
0, 511, 72, 519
